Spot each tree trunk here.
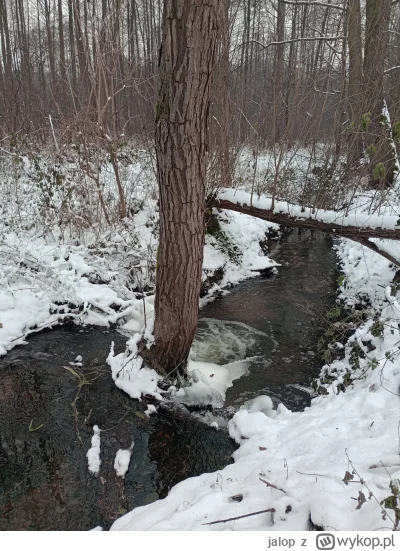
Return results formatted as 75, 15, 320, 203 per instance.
68, 0, 77, 98
148, 0, 220, 376
58, 0, 67, 87
44, 0, 57, 92
347, 0, 363, 169
273, 0, 286, 143
363, 0, 396, 188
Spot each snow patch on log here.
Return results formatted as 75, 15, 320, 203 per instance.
218, 188, 400, 232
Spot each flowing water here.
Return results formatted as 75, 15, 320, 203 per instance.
0, 229, 337, 530
195, 229, 337, 411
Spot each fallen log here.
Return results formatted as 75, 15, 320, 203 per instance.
213, 190, 400, 266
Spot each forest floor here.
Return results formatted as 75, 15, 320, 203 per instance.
2, 145, 400, 530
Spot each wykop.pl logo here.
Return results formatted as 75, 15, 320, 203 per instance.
316, 534, 335, 550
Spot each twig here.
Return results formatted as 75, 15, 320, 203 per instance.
345, 450, 397, 529
49, 114, 59, 153
296, 470, 331, 477
203, 508, 275, 526
259, 478, 287, 494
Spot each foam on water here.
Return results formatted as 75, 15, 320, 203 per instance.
191, 318, 276, 365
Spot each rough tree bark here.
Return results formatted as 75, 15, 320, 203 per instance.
347, 0, 363, 169
147, 0, 220, 376
363, 0, 396, 188
273, 0, 286, 143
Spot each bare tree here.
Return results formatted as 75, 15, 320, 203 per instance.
347, 0, 363, 170
362, 0, 397, 187
273, 0, 286, 142
146, 0, 220, 376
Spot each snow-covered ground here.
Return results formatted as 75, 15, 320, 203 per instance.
110, 233, 400, 531
3, 145, 400, 531
109, 189, 400, 530
0, 151, 278, 359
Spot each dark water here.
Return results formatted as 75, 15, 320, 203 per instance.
0, 229, 336, 531
195, 229, 337, 410
0, 326, 236, 530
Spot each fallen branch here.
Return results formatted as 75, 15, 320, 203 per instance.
203, 508, 275, 526
259, 478, 287, 494
348, 237, 400, 267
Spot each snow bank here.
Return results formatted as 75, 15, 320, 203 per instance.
107, 336, 162, 401
203, 210, 280, 291
171, 359, 248, 408
107, 335, 250, 408
0, 289, 60, 355
111, 330, 400, 531
0, 209, 277, 362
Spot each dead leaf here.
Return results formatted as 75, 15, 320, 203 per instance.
343, 471, 354, 485
356, 491, 366, 510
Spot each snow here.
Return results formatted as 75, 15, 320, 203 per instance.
0, 289, 59, 356
86, 425, 101, 476
110, 197, 400, 532
219, 188, 400, 231
114, 442, 134, 478
107, 337, 163, 402
5, 146, 400, 531
241, 395, 276, 417
107, 337, 250, 408
205, 210, 280, 290
169, 359, 249, 408
144, 404, 157, 417
335, 238, 398, 308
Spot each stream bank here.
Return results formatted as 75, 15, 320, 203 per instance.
0, 229, 337, 530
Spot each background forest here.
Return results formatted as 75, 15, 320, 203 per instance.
1, 0, 399, 211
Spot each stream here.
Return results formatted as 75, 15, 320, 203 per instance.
0, 229, 337, 530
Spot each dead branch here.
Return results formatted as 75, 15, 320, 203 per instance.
203, 508, 276, 526
259, 478, 287, 493
282, 1, 345, 10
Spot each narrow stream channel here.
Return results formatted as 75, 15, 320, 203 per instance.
0, 229, 337, 530
196, 229, 338, 410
